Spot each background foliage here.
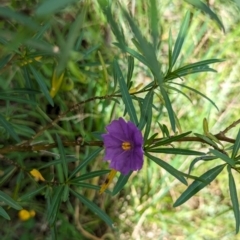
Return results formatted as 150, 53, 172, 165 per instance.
0, 0, 240, 239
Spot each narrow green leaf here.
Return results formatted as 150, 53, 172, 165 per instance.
70, 189, 114, 227
170, 11, 190, 70
0, 206, 10, 220
149, 148, 204, 155
144, 133, 158, 147
143, 103, 153, 142
13, 123, 36, 138
112, 171, 132, 196
99, 1, 126, 48
165, 82, 192, 104
188, 155, 217, 174
36, 0, 79, 15
19, 185, 46, 201
122, 7, 163, 83
171, 82, 219, 110
0, 88, 41, 95
0, 54, 11, 69
47, 186, 64, 224
39, 156, 77, 170
56, 4, 87, 76
210, 149, 235, 167
0, 190, 22, 210
149, 0, 159, 49
127, 55, 134, 83
56, 134, 68, 180
29, 65, 54, 106
71, 170, 110, 182
34, 22, 51, 40
145, 152, 188, 185
171, 59, 224, 73
139, 90, 154, 130
71, 182, 100, 190
0, 167, 17, 187
232, 129, 240, 159
185, 0, 225, 32
160, 87, 175, 132
173, 164, 225, 207
114, 43, 149, 67
194, 133, 219, 149
0, 95, 37, 105
114, 60, 138, 125
150, 131, 192, 148
62, 184, 69, 202
167, 66, 216, 81
158, 123, 170, 138
0, 7, 39, 30
23, 66, 36, 102
168, 28, 173, 68
0, 113, 20, 142
69, 148, 102, 179
227, 165, 240, 233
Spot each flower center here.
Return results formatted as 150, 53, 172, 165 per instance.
122, 141, 132, 151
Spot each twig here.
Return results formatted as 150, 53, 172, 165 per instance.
219, 118, 240, 135
0, 140, 103, 155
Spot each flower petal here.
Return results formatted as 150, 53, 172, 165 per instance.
102, 134, 122, 148
105, 118, 129, 141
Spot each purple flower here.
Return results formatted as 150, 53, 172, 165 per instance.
102, 118, 144, 175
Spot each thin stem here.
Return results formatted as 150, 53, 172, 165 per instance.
220, 118, 240, 135
0, 140, 103, 154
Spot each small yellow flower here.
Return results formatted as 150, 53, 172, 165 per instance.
18, 209, 35, 221
30, 169, 45, 181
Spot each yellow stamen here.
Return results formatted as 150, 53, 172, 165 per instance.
122, 141, 132, 151
99, 169, 117, 194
